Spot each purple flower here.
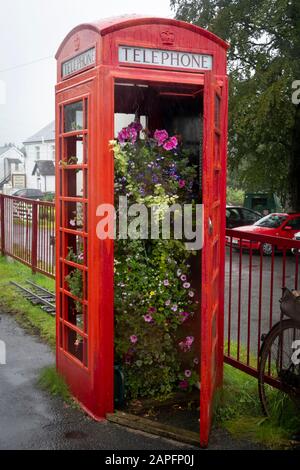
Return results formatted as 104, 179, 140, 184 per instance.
163, 136, 178, 151
164, 279, 170, 287
181, 275, 187, 282
125, 354, 133, 365
179, 180, 186, 189
185, 370, 192, 378
130, 335, 138, 345
183, 282, 191, 289
129, 121, 143, 133
186, 336, 194, 347
179, 336, 195, 352
179, 380, 189, 390
154, 129, 169, 146
171, 305, 178, 312
188, 291, 195, 298
179, 312, 190, 323
118, 127, 129, 143
118, 126, 138, 144
143, 314, 153, 323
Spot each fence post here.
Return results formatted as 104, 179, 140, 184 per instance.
0, 195, 5, 256
31, 202, 38, 274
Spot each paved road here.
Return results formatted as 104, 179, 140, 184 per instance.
224, 248, 299, 357
0, 313, 262, 450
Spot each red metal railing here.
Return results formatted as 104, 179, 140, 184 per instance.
0, 194, 55, 278
225, 229, 300, 385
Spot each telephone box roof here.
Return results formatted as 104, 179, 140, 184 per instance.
56, 15, 229, 59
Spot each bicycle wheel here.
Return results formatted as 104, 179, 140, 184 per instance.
258, 319, 300, 419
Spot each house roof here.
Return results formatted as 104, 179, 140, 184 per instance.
32, 160, 55, 177
0, 146, 24, 160
24, 121, 55, 145
0, 147, 8, 156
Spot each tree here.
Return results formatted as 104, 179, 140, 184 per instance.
171, 0, 300, 209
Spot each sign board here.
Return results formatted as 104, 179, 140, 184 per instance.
62, 48, 96, 78
119, 46, 213, 71
12, 174, 26, 189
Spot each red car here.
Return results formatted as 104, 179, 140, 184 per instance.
228, 213, 300, 255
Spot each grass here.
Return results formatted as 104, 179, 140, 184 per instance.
0, 256, 56, 348
0, 257, 72, 405
38, 366, 72, 403
215, 364, 300, 449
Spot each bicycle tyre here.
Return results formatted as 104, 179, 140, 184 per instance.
258, 319, 300, 417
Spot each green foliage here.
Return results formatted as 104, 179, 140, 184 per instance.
38, 366, 71, 403
215, 364, 300, 448
113, 127, 200, 399
171, 0, 300, 208
0, 257, 56, 348
65, 248, 83, 315
227, 187, 245, 206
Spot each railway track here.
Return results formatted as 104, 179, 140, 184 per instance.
11, 281, 56, 316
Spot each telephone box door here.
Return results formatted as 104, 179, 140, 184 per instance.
55, 77, 114, 419
200, 72, 227, 447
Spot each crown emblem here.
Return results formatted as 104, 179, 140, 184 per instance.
74, 35, 80, 51
160, 30, 175, 45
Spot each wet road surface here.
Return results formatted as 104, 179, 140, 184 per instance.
0, 313, 262, 450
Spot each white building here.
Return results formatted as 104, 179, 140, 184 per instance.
0, 145, 25, 193
23, 122, 55, 192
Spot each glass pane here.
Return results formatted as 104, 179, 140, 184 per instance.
62, 135, 84, 165
64, 101, 84, 132
215, 94, 221, 128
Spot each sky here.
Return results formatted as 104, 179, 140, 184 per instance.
0, 0, 173, 146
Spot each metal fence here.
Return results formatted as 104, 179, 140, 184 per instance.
225, 229, 300, 386
0, 194, 55, 278
2, 195, 300, 385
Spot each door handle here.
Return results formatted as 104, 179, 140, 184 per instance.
208, 217, 213, 236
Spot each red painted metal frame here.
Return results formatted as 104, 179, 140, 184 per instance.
55, 16, 228, 448
225, 228, 300, 387
0, 194, 55, 278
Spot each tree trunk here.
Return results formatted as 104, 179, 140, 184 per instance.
290, 103, 300, 211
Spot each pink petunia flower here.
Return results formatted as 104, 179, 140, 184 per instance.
181, 275, 187, 282
164, 279, 170, 287
165, 300, 171, 307
179, 180, 186, 189
148, 307, 156, 313
186, 336, 195, 347
185, 370, 192, 378
143, 314, 153, 323
130, 335, 138, 345
163, 136, 178, 151
183, 282, 191, 289
188, 291, 195, 298
118, 126, 138, 144
193, 358, 199, 366
154, 129, 169, 146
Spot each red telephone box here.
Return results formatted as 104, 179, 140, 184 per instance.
55, 15, 228, 447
